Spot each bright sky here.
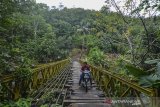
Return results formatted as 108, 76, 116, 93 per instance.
36, 0, 157, 17
36, 0, 106, 10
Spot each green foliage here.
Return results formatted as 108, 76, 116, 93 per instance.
126, 65, 148, 78
145, 59, 160, 64
25, 33, 58, 63
139, 61, 160, 88
88, 47, 105, 65
40, 104, 48, 107
139, 74, 160, 88
15, 98, 31, 107
134, 0, 160, 13
73, 35, 100, 50
1, 98, 31, 107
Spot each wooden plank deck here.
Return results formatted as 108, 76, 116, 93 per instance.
64, 61, 111, 107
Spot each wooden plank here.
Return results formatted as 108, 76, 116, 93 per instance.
64, 99, 106, 103
69, 103, 111, 107
69, 98, 106, 100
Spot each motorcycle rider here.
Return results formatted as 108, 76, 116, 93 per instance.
79, 62, 92, 86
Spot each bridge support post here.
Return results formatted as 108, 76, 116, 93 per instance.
154, 88, 160, 107
157, 88, 160, 97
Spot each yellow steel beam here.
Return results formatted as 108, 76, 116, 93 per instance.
0, 59, 70, 100
90, 65, 156, 97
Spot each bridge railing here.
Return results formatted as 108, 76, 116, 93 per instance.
89, 65, 158, 106
0, 59, 70, 100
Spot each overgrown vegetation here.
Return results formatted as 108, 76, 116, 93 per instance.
0, 98, 31, 107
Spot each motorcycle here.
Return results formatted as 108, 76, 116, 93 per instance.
81, 70, 91, 92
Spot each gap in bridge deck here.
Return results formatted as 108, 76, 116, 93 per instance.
64, 61, 110, 107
